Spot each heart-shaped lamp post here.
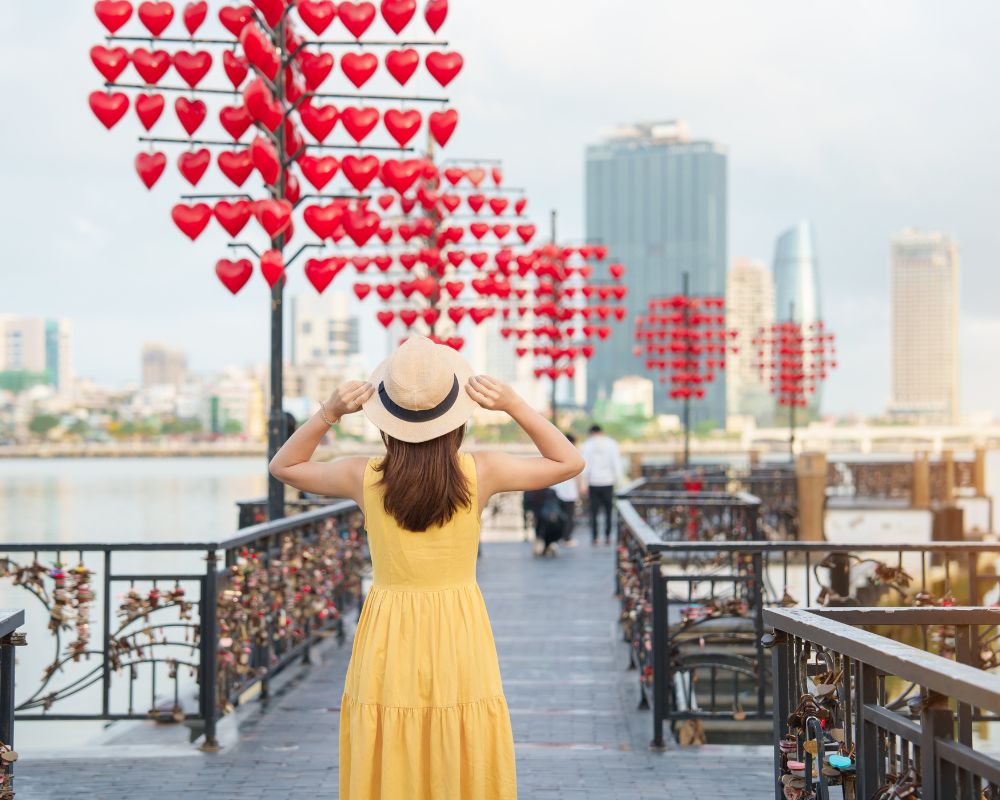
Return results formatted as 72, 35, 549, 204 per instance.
633, 277, 737, 467
88, 0, 461, 527
752, 310, 837, 460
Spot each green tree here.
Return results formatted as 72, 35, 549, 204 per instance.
68, 419, 90, 437
0, 370, 50, 393
28, 414, 60, 436
222, 418, 243, 435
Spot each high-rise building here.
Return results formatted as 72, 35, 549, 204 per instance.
141, 342, 187, 388
0, 315, 73, 391
725, 258, 774, 423
290, 291, 360, 368
585, 120, 728, 421
888, 230, 960, 423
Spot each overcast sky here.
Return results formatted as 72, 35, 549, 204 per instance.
3, 1, 998, 416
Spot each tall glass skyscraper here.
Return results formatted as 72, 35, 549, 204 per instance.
585, 121, 728, 421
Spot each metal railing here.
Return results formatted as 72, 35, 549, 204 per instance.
0, 610, 24, 798
0, 503, 366, 751
767, 607, 1000, 800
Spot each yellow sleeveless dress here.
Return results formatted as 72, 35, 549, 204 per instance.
340, 453, 517, 799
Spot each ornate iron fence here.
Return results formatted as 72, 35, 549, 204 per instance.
767, 607, 1000, 800
0, 502, 366, 751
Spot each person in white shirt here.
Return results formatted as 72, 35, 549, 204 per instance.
579, 424, 624, 545
552, 433, 585, 548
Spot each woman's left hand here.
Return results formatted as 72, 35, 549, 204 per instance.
323, 381, 375, 422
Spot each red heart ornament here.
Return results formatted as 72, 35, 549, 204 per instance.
465, 166, 485, 186
260, 249, 285, 287
339, 1, 376, 37
243, 78, 281, 130
424, 0, 447, 32
428, 109, 457, 146
491, 166, 503, 185
342, 154, 380, 191
183, 1, 207, 32
89, 91, 130, 129
341, 52, 378, 88
376, 283, 395, 300
352, 255, 370, 271
138, 1, 174, 35
377, 194, 395, 210
304, 257, 344, 293
467, 194, 484, 212
250, 135, 280, 183
219, 104, 252, 139
383, 108, 421, 147
489, 197, 508, 215
177, 147, 211, 185
95, 1, 134, 33
376, 310, 395, 328
399, 196, 416, 213
384, 48, 418, 85
379, 159, 420, 194
299, 102, 339, 141
299, 51, 334, 90
443, 167, 464, 185
343, 207, 379, 246
423, 308, 440, 326
353, 282, 372, 300
468, 222, 488, 240
135, 93, 165, 129
251, 0, 286, 26
174, 96, 206, 134
441, 194, 460, 212
90, 46, 129, 82
217, 148, 253, 185
171, 203, 212, 239
213, 199, 252, 236
303, 203, 344, 238
222, 50, 249, 88
609, 263, 625, 279
216, 258, 253, 294
254, 199, 293, 238
516, 224, 536, 244
396, 308, 416, 327
297, 0, 337, 33
239, 24, 279, 80
340, 106, 380, 142
514, 197, 527, 215
470, 252, 487, 268
134, 151, 166, 189
425, 51, 463, 87
470, 308, 491, 325
445, 281, 464, 299
131, 48, 171, 83
218, 4, 253, 35
172, 50, 212, 87
380, 0, 415, 33
299, 155, 340, 189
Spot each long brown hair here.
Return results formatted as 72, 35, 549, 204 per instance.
374, 427, 471, 531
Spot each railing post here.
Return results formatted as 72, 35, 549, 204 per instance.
941, 449, 955, 503
650, 560, 668, 750
912, 451, 931, 509
101, 550, 112, 718
200, 549, 220, 752
751, 552, 766, 716
771, 631, 791, 800
973, 447, 987, 497
855, 661, 880, 798
0, 633, 14, 751
920, 690, 954, 800
795, 452, 826, 541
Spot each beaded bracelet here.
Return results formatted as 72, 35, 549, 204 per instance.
318, 401, 337, 426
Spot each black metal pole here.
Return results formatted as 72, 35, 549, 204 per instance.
550, 209, 558, 424
199, 550, 220, 752
682, 271, 690, 467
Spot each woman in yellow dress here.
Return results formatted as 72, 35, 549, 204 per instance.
269, 336, 585, 799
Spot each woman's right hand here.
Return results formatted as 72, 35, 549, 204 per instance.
323, 380, 375, 421
465, 375, 523, 414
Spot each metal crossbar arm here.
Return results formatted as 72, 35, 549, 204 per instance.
108, 82, 243, 96
307, 90, 449, 103
286, 243, 324, 266
139, 136, 409, 153
104, 35, 239, 45
179, 193, 253, 200
442, 157, 503, 165
227, 242, 261, 258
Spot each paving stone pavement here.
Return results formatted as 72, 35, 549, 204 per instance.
17, 537, 773, 799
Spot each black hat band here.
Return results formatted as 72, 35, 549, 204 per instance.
378, 374, 460, 423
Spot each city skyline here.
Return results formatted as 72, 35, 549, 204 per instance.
4, 2, 999, 416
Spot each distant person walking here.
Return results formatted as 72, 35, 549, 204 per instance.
553, 432, 584, 547
580, 424, 624, 545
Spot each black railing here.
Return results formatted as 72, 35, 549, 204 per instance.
0, 502, 366, 751
827, 457, 981, 504
767, 607, 1000, 800
0, 610, 24, 798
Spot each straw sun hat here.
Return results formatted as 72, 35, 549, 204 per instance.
362, 336, 477, 443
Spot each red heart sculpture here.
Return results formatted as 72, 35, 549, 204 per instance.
239, 25, 279, 80
135, 93, 165, 129
250, 135, 280, 184
352, 255, 371, 271
400, 196, 416, 213
341, 52, 378, 88
423, 308, 440, 326
95, 0, 133, 33
467, 194, 484, 213
183, 1, 207, 32
297, 0, 337, 33
443, 167, 464, 185
299, 102, 339, 141
444, 281, 464, 299
90, 46, 129, 82
340, 106, 379, 142
303, 257, 344, 293
377, 194, 395, 210
468, 222, 488, 240
177, 148, 211, 185
251, 0, 286, 27
243, 78, 281, 130
299, 51, 334, 90
466, 166, 485, 186
470, 252, 488, 268
353, 282, 372, 300
379, 159, 420, 194
514, 197, 527, 215
303, 203, 344, 238
342, 207, 379, 246
217, 148, 254, 185
424, 0, 447, 32
299, 155, 340, 189
222, 50, 249, 88
216, 258, 253, 294
441, 194, 460, 212
131, 48, 170, 83
172, 50, 212, 87
397, 253, 416, 270
135, 151, 166, 189
516, 224, 536, 244
89, 91, 130, 129
171, 203, 212, 239
218, 4, 253, 35
384, 48, 418, 85
173, 96, 206, 134
489, 197, 508, 215
470, 308, 491, 325
138, 1, 174, 35
376, 310, 395, 328
380, 0, 415, 33
383, 108, 421, 147
376, 283, 395, 300
339, 1, 376, 37
447, 307, 465, 324
428, 109, 457, 146
254, 199, 293, 238
260, 249, 285, 287
213, 200, 252, 236
342, 154, 380, 191
491, 166, 503, 185
608, 263, 625, 279
219, 105, 252, 139
425, 51, 463, 87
